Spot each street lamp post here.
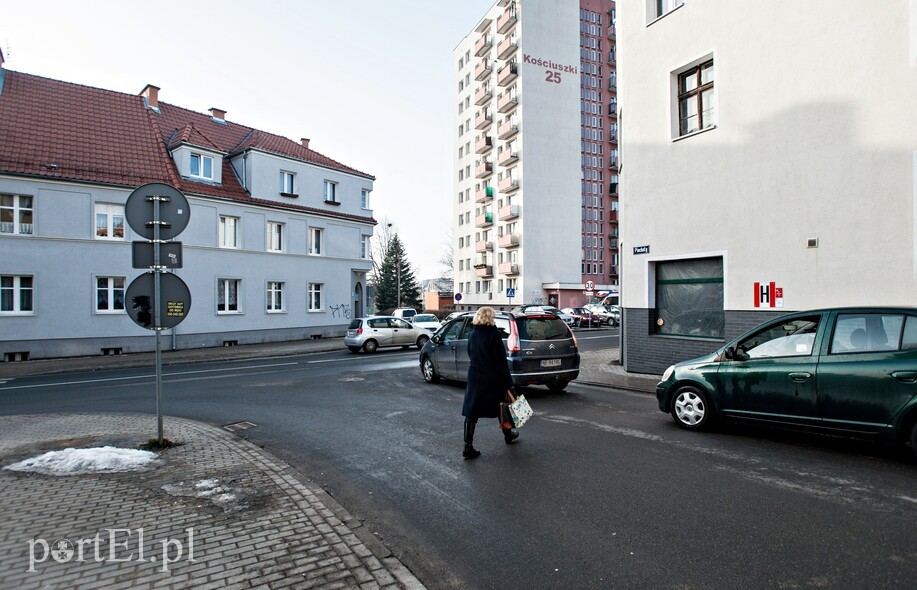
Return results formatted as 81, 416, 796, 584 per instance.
388, 223, 401, 308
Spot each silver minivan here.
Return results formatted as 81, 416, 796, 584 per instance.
345, 316, 431, 353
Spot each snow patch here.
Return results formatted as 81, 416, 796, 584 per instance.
3, 446, 159, 476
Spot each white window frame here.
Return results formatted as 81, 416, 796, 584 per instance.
308, 283, 323, 312
361, 235, 371, 259
266, 281, 285, 313
0, 275, 34, 314
280, 171, 295, 195
95, 203, 126, 240
323, 180, 338, 204
267, 222, 284, 253
361, 189, 371, 209
310, 227, 324, 256
95, 276, 126, 314
217, 278, 241, 314
1, 193, 34, 235
190, 153, 214, 180
219, 215, 239, 248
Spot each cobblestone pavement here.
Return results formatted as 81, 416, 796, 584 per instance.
0, 413, 425, 590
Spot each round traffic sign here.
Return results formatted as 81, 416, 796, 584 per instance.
125, 272, 192, 330
125, 183, 190, 240
585, 280, 595, 291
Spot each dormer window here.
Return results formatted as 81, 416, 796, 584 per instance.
190, 153, 213, 180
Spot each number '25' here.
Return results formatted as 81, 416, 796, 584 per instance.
545, 70, 561, 83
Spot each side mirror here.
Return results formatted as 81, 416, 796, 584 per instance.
724, 347, 735, 360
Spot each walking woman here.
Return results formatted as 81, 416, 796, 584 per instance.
462, 306, 519, 459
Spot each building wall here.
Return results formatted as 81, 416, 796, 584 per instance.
618, 0, 917, 373
1, 175, 373, 360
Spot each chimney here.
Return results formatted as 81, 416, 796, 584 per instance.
140, 84, 160, 110
210, 107, 226, 122
301, 138, 310, 149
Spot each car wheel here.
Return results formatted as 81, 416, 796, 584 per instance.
670, 386, 714, 430
547, 380, 569, 392
362, 339, 378, 354
347, 346, 360, 353
416, 334, 430, 349
421, 356, 439, 383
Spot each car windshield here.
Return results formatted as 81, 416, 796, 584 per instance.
517, 317, 571, 341
414, 315, 436, 322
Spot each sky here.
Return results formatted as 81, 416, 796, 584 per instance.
2, 0, 498, 280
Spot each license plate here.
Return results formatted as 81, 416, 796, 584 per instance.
540, 359, 562, 368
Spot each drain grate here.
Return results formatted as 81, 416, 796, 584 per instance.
223, 421, 257, 432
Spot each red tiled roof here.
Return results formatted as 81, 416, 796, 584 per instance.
0, 69, 376, 223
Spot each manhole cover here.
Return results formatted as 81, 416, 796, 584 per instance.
223, 421, 257, 432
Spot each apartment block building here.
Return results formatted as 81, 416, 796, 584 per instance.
452, 0, 617, 311
618, 0, 917, 373
0, 53, 376, 360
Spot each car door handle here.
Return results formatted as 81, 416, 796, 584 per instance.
788, 372, 811, 383
891, 371, 917, 383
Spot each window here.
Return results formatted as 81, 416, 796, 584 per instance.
95, 203, 125, 240
267, 222, 284, 252
1, 275, 33, 314
308, 283, 323, 312
310, 227, 323, 255
830, 314, 906, 354
361, 235, 371, 259
266, 281, 284, 312
280, 171, 295, 195
190, 153, 214, 180
738, 317, 821, 359
217, 278, 241, 313
651, 0, 684, 20
219, 216, 238, 248
361, 189, 371, 209
1, 194, 33, 235
323, 180, 338, 203
678, 60, 715, 136
96, 277, 125, 313
654, 257, 723, 338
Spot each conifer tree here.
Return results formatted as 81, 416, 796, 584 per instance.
375, 234, 421, 311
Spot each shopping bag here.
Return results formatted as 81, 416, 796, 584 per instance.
506, 391, 533, 428
498, 399, 515, 430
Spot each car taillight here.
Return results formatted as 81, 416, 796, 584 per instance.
507, 321, 521, 352
356, 327, 363, 335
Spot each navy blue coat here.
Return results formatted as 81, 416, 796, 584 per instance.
462, 324, 514, 418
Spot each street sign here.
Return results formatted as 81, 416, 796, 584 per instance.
125, 272, 192, 330
125, 183, 190, 240
132, 241, 183, 269
506, 287, 516, 298
585, 280, 595, 291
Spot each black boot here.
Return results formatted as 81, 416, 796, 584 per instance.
502, 427, 519, 444
463, 419, 481, 459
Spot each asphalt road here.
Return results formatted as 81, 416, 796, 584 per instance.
1, 338, 915, 589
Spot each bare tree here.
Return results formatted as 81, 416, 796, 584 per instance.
439, 231, 454, 283
369, 217, 396, 284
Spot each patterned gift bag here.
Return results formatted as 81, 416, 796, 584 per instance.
509, 394, 533, 428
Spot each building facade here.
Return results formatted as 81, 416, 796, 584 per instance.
452, 0, 616, 312
0, 56, 376, 360
618, 0, 917, 373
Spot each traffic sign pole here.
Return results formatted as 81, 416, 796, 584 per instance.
152, 194, 164, 447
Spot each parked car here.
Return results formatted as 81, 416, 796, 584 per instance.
563, 307, 602, 327
512, 305, 576, 328
655, 307, 917, 455
392, 308, 418, 322
345, 316, 431, 353
443, 311, 469, 323
411, 313, 443, 332
419, 308, 580, 391
584, 304, 618, 326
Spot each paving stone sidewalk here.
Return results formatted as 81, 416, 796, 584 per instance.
0, 413, 425, 590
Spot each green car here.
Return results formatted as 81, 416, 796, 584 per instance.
655, 307, 917, 455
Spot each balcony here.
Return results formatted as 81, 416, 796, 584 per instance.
609, 210, 618, 221
497, 148, 518, 166
475, 265, 494, 278
497, 36, 518, 60
475, 184, 494, 202
475, 240, 493, 253
497, 7, 517, 34
499, 262, 519, 275
476, 160, 493, 178
475, 110, 493, 130
475, 212, 494, 227
608, 159, 618, 171
498, 175, 519, 193
607, 25, 616, 40
498, 204, 519, 220
609, 265, 618, 276
607, 101, 617, 118
474, 84, 493, 106
497, 62, 518, 86
608, 238, 618, 250
498, 232, 520, 248
475, 34, 493, 57
609, 182, 618, 195
497, 91, 518, 113
497, 119, 519, 139
475, 135, 493, 154
475, 59, 492, 81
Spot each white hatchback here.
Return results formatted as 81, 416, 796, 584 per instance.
411, 314, 443, 332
